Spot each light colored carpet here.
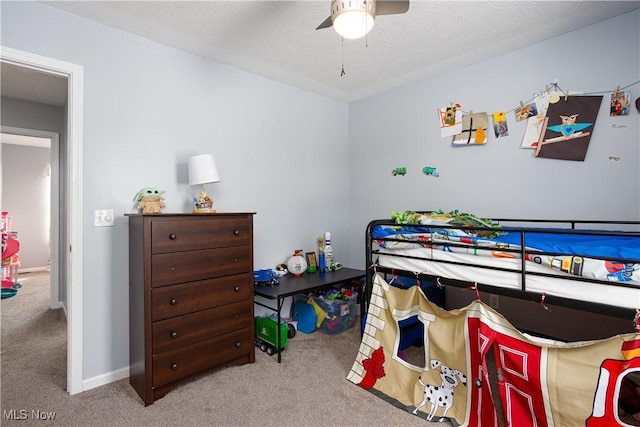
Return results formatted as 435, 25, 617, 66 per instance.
1, 271, 451, 426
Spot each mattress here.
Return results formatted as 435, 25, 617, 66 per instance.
376, 247, 640, 309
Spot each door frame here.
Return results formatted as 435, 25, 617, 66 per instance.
1, 46, 84, 395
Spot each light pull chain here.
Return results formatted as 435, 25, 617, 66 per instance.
340, 37, 346, 76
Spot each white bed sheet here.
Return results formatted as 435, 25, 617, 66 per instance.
376, 247, 640, 310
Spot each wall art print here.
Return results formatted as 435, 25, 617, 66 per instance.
438, 104, 463, 138
452, 112, 488, 145
535, 95, 603, 161
520, 91, 564, 149
492, 111, 509, 138
610, 91, 631, 116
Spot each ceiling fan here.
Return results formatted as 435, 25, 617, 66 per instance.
316, 0, 410, 40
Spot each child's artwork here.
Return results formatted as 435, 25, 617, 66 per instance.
535, 95, 603, 161
520, 91, 563, 149
514, 102, 538, 122
452, 112, 488, 145
438, 104, 462, 138
610, 91, 631, 116
492, 111, 508, 138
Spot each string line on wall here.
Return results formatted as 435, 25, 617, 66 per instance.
460, 79, 640, 116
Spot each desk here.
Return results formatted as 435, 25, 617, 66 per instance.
254, 267, 366, 362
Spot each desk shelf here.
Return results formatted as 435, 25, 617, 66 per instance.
254, 267, 365, 362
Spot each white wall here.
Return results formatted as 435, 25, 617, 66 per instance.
1, 2, 350, 384
348, 10, 640, 267
1, 143, 51, 270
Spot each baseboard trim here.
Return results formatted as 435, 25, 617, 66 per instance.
82, 366, 130, 392
18, 266, 49, 273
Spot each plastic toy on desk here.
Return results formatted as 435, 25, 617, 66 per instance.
328, 262, 343, 271
253, 269, 279, 287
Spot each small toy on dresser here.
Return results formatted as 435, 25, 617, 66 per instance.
134, 187, 166, 214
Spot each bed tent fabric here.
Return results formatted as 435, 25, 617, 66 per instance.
347, 273, 640, 426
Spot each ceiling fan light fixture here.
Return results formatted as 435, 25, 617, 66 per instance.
331, 0, 376, 40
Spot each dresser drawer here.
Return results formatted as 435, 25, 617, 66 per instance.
152, 328, 253, 388
152, 300, 253, 353
151, 273, 252, 320
151, 217, 251, 254
151, 246, 252, 287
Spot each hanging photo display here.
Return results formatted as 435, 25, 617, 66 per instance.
535, 95, 603, 161
492, 111, 509, 138
438, 103, 463, 138
610, 91, 631, 116
452, 112, 488, 145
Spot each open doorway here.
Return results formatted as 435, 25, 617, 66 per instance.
1, 47, 84, 395
1, 130, 59, 308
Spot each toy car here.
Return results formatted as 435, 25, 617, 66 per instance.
253, 269, 279, 286
254, 316, 295, 356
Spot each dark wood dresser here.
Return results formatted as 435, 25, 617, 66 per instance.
127, 213, 255, 405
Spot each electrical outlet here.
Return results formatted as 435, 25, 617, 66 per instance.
489, 294, 499, 309
94, 209, 115, 227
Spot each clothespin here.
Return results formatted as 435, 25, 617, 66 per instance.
368, 263, 378, 275
634, 309, 640, 332
389, 269, 404, 287
519, 100, 525, 109
565, 90, 569, 101
545, 85, 550, 94
539, 292, 551, 311
464, 282, 481, 300
414, 271, 421, 287
614, 85, 620, 99
436, 277, 444, 289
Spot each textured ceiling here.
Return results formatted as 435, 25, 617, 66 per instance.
4, 1, 640, 104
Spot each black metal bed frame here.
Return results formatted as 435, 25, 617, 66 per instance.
364, 217, 640, 321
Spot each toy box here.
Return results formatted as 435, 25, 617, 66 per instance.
311, 292, 358, 334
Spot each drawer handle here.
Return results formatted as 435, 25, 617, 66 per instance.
235, 342, 241, 348
171, 363, 178, 371
169, 234, 177, 240
170, 299, 177, 305
234, 286, 240, 292
233, 230, 240, 236
170, 331, 178, 339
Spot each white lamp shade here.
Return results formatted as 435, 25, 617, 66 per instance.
188, 154, 221, 185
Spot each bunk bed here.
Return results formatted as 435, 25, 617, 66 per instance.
347, 211, 640, 426
364, 211, 640, 321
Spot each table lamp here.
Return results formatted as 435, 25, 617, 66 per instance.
188, 154, 221, 214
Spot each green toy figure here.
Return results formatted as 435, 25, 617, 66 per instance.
134, 187, 165, 214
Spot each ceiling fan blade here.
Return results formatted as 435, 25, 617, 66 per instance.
316, 16, 333, 30
376, 0, 409, 15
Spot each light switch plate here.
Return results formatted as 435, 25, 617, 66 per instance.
94, 209, 115, 227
